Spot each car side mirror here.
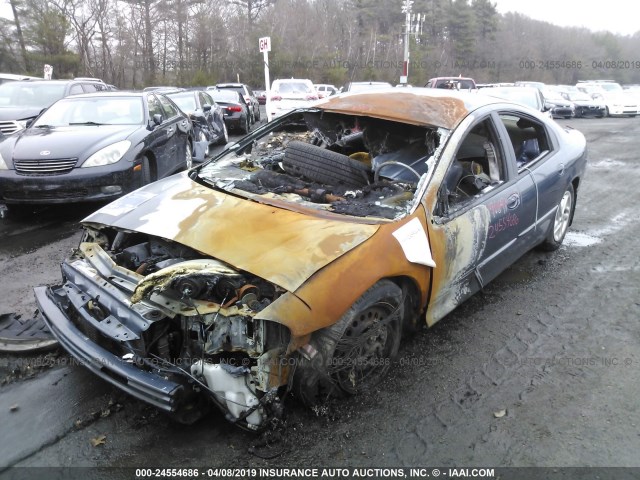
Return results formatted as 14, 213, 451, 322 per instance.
152, 114, 163, 126
203, 104, 212, 112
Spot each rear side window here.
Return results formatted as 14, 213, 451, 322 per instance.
498, 113, 553, 170
69, 84, 84, 95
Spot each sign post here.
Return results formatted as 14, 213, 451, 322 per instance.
259, 36, 271, 103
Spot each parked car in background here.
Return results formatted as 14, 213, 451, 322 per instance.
254, 89, 267, 105
143, 86, 184, 93
541, 87, 575, 119
0, 73, 40, 85
266, 78, 317, 121
560, 90, 606, 118
0, 79, 110, 135
166, 89, 227, 158
514, 80, 545, 90
314, 84, 338, 98
576, 81, 639, 117
207, 88, 251, 134
483, 86, 550, 118
425, 77, 477, 90
215, 83, 260, 123
343, 81, 393, 92
0, 91, 193, 209
35, 89, 586, 431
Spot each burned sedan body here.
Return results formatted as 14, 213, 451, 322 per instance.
35, 89, 587, 430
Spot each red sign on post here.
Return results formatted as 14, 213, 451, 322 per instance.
259, 37, 271, 53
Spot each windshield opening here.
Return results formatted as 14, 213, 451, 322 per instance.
197, 111, 444, 220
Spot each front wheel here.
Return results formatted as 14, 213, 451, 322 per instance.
293, 280, 403, 405
140, 155, 152, 185
540, 184, 574, 251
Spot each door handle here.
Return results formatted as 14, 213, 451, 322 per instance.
507, 192, 520, 210
558, 163, 565, 176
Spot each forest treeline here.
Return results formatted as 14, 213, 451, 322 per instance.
1, 0, 639, 89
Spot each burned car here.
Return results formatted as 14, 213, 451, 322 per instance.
35, 89, 587, 430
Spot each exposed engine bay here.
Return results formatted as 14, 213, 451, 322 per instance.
49, 226, 292, 430
197, 111, 447, 220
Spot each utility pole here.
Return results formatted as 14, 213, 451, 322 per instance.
400, 0, 424, 85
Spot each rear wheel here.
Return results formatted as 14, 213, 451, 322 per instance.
217, 122, 228, 145
185, 142, 193, 169
540, 184, 574, 251
243, 115, 251, 134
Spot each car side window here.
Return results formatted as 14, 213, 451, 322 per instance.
202, 92, 214, 106
147, 95, 164, 121
82, 83, 97, 93
158, 95, 179, 119
498, 113, 552, 170
198, 92, 209, 108
69, 84, 84, 95
439, 118, 506, 213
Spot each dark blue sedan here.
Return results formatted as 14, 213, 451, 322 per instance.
0, 91, 193, 208
165, 89, 228, 158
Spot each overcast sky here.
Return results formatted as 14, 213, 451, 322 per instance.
495, 0, 638, 36
0, 0, 636, 37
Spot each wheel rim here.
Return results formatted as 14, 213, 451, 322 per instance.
185, 143, 193, 169
330, 302, 398, 394
199, 131, 209, 157
223, 123, 228, 143
553, 190, 572, 242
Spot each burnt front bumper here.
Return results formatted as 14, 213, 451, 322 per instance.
34, 285, 184, 412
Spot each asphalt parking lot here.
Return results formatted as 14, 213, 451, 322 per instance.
0, 116, 639, 476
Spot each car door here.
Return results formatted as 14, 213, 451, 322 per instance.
200, 91, 221, 139
145, 93, 172, 174
425, 111, 537, 325
495, 111, 561, 245
157, 93, 189, 175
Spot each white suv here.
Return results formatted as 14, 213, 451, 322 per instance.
266, 78, 318, 122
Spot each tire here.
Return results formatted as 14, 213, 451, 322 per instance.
540, 183, 574, 251
199, 131, 210, 158
243, 115, 251, 134
283, 141, 371, 187
254, 104, 261, 122
293, 280, 403, 405
605, 106, 610, 117
217, 122, 228, 145
185, 141, 193, 169
141, 155, 152, 185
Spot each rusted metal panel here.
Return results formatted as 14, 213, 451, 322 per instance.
85, 175, 379, 293
316, 90, 471, 129
258, 210, 433, 337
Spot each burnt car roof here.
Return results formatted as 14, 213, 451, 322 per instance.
314, 88, 499, 130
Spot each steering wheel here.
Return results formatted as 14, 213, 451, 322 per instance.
374, 161, 422, 183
